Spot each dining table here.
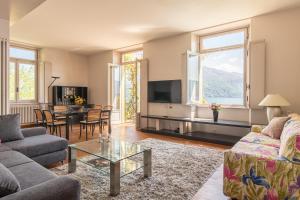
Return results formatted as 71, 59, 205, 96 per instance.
52, 108, 111, 141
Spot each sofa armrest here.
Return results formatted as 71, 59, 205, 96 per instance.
21, 127, 47, 137
1, 176, 80, 200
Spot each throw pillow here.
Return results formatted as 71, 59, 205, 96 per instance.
261, 117, 290, 139
0, 114, 24, 142
0, 163, 21, 197
279, 119, 300, 162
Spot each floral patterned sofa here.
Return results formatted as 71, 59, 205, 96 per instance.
223, 118, 300, 200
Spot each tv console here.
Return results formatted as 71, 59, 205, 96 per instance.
141, 115, 252, 146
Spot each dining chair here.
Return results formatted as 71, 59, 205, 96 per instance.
43, 110, 66, 137
33, 109, 45, 127
99, 106, 112, 136
95, 104, 103, 109
79, 109, 101, 141
53, 105, 73, 131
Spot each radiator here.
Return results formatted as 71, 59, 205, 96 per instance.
9, 104, 40, 124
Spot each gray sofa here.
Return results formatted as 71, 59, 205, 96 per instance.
0, 127, 80, 200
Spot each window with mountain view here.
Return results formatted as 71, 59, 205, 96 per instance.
187, 29, 248, 106
9, 46, 37, 102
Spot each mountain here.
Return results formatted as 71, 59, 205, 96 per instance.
203, 67, 243, 98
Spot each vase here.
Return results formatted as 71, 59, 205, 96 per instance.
213, 110, 219, 122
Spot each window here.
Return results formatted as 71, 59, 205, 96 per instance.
9, 46, 38, 102
187, 29, 248, 106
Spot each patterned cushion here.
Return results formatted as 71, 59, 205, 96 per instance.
240, 132, 281, 148
279, 119, 300, 162
262, 117, 290, 139
288, 113, 300, 121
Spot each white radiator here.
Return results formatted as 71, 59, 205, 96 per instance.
9, 104, 40, 124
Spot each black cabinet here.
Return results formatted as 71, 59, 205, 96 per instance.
52, 86, 88, 105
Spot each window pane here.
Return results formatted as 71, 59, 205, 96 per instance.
187, 54, 200, 103
9, 62, 16, 101
10, 47, 36, 61
19, 63, 35, 100
201, 31, 245, 50
201, 48, 244, 105
122, 51, 143, 62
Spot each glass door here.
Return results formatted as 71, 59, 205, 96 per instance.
109, 64, 122, 123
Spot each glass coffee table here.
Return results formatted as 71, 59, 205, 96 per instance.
68, 139, 152, 196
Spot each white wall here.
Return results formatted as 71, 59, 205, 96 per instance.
87, 51, 113, 104
251, 7, 300, 114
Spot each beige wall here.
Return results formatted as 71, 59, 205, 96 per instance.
39, 48, 88, 103
87, 51, 113, 104
40, 48, 89, 86
251, 7, 300, 114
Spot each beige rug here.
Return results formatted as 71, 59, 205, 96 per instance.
51, 138, 223, 200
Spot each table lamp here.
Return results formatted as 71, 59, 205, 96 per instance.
259, 94, 290, 122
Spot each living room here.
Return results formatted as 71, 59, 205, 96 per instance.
1, 0, 300, 199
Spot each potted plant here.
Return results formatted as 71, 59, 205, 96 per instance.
209, 103, 221, 122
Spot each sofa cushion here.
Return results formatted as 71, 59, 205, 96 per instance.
232, 141, 279, 160
261, 116, 290, 139
240, 132, 281, 148
279, 119, 300, 162
0, 163, 21, 197
8, 162, 57, 190
4, 134, 68, 158
0, 144, 11, 152
0, 151, 33, 168
0, 114, 24, 142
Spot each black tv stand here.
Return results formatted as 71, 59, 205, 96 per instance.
141, 115, 251, 146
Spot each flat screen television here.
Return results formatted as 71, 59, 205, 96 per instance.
148, 80, 181, 103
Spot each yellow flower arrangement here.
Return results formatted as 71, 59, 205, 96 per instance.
74, 96, 85, 105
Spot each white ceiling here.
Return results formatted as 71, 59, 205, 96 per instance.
10, 0, 300, 55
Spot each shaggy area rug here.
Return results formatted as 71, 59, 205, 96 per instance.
51, 138, 223, 200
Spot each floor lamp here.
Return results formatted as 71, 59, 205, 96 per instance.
48, 76, 60, 106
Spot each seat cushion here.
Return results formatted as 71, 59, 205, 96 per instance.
0, 163, 21, 197
231, 141, 279, 160
240, 132, 281, 148
4, 134, 68, 158
0, 151, 33, 168
0, 114, 24, 142
8, 162, 56, 190
0, 144, 11, 152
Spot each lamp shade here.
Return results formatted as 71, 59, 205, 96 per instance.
258, 94, 290, 107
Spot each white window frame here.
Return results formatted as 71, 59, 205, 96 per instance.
9, 45, 38, 103
188, 28, 249, 108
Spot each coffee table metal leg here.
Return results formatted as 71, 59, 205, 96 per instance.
110, 161, 120, 196
144, 149, 152, 178
68, 147, 77, 173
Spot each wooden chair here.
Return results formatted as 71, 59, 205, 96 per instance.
43, 110, 66, 137
53, 105, 73, 131
100, 106, 112, 136
95, 104, 103, 109
33, 109, 45, 127
79, 109, 101, 141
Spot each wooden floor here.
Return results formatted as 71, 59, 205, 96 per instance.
49, 123, 229, 200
